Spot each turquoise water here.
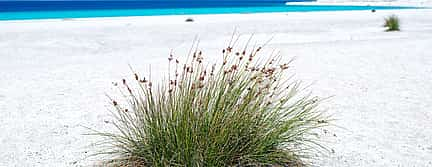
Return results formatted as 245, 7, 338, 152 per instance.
0, 5, 417, 21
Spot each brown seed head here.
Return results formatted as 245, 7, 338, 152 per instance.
227, 47, 232, 52
257, 47, 262, 52
280, 63, 289, 70
231, 64, 238, 71
140, 78, 147, 83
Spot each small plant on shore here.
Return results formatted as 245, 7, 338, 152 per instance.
92, 35, 330, 166
384, 15, 400, 31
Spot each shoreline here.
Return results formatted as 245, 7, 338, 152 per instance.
0, 2, 428, 22
0, 8, 429, 23
304, 0, 432, 7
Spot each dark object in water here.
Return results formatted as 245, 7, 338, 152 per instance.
371, 9, 376, 12
185, 18, 194, 22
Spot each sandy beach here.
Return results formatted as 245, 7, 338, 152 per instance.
1, 1, 432, 166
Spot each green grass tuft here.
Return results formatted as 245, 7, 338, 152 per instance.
384, 15, 400, 32
91, 36, 330, 166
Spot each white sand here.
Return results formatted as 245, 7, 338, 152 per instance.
1, 2, 432, 167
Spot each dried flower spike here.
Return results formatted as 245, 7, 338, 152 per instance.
257, 46, 262, 52
227, 47, 232, 52
280, 63, 289, 70
140, 77, 148, 83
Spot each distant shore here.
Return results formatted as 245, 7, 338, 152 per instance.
294, 0, 432, 7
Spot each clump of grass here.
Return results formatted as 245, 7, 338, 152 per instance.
384, 15, 400, 31
185, 17, 194, 22
92, 35, 330, 166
